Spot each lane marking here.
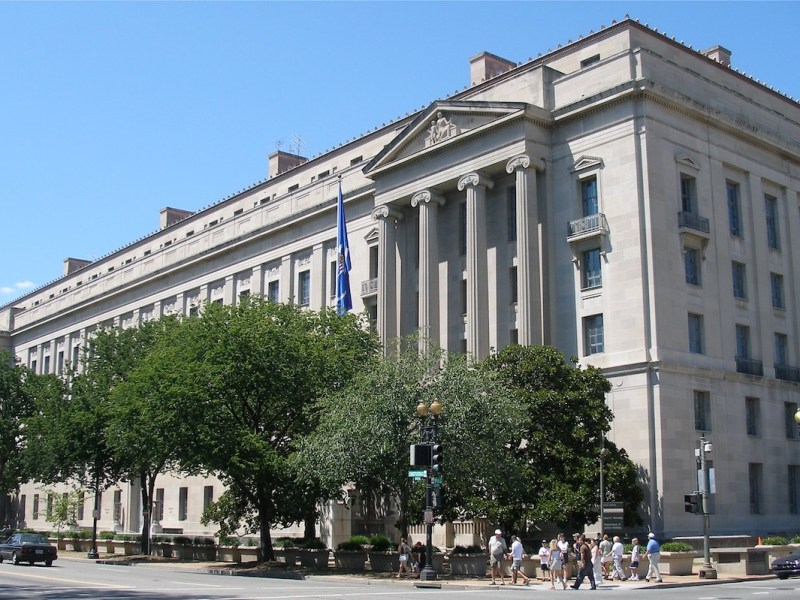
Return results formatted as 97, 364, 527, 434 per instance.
0, 569, 128, 588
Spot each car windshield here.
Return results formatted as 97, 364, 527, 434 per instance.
19, 534, 48, 544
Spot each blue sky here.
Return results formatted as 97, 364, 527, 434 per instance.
2, 1, 798, 303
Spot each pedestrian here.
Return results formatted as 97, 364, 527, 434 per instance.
413, 541, 426, 577
488, 529, 508, 586
599, 533, 612, 579
396, 538, 412, 578
629, 538, 641, 581
558, 533, 571, 581
548, 538, 566, 590
570, 534, 597, 589
538, 539, 550, 581
509, 535, 531, 585
591, 537, 603, 583
610, 536, 627, 580
644, 532, 663, 583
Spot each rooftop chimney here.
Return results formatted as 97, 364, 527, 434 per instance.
63, 257, 92, 276
268, 150, 308, 178
469, 51, 516, 86
160, 207, 193, 230
702, 45, 731, 67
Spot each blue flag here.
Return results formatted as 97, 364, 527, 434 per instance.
335, 180, 352, 315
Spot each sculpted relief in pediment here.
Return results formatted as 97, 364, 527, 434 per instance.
424, 112, 460, 148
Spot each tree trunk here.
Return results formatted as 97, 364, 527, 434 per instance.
303, 505, 316, 540
258, 493, 274, 561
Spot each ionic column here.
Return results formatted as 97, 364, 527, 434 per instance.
311, 243, 325, 310
280, 255, 293, 303
372, 204, 404, 351
457, 172, 493, 361
251, 265, 264, 298
411, 190, 445, 351
223, 276, 235, 306
506, 154, 544, 346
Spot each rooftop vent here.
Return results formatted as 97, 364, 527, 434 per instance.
160, 207, 194, 230
63, 257, 92, 276
702, 45, 731, 67
469, 51, 516, 86
268, 150, 308, 178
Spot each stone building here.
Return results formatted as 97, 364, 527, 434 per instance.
2, 17, 799, 542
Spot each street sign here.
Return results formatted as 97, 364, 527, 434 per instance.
602, 503, 624, 530
424, 509, 434, 524
433, 477, 443, 486
408, 470, 426, 478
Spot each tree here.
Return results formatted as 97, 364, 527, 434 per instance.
44, 487, 84, 534
182, 298, 377, 559
481, 344, 643, 529
299, 341, 526, 537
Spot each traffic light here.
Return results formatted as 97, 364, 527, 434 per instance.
684, 492, 701, 514
431, 444, 443, 474
410, 444, 432, 467
432, 485, 444, 510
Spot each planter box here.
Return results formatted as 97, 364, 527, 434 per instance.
659, 551, 696, 575
192, 545, 216, 561
502, 556, 539, 577
298, 548, 329, 569
448, 553, 487, 575
273, 548, 298, 565
216, 547, 242, 563
151, 542, 173, 557
368, 552, 398, 572
334, 550, 368, 570
239, 547, 261, 562
64, 540, 84, 552
757, 544, 794, 566
113, 541, 140, 555
622, 555, 649, 578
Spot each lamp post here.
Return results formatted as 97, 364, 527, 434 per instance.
599, 441, 607, 534
416, 400, 442, 582
698, 437, 717, 579
87, 468, 100, 559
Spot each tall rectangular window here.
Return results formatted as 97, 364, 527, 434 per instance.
329, 261, 336, 299
684, 247, 701, 286
694, 390, 711, 432
57, 351, 64, 374
155, 488, 164, 521
771, 273, 785, 309
749, 463, 763, 514
688, 313, 704, 354
581, 177, 598, 216
267, 280, 280, 303
113, 489, 122, 523
298, 270, 311, 307
583, 314, 604, 355
509, 267, 518, 303
775, 333, 789, 367
790, 465, 800, 515
786, 402, 799, 440
765, 194, 780, 249
582, 249, 602, 289
732, 261, 747, 300
33, 494, 40, 519
77, 491, 85, 521
178, 486, 188, 521
745, 397, 760, 436
507, 187, 517, 242
680, 174, 697, 213
46, 494, 54, 519
727, 180, 742, 237
19, 495, 26, 522
735, 324, 751, 360
43, 355, 50, 375
203, 486, 214, 513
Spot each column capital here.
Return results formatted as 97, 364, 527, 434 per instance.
371, 204, 404, 222
506, 154, 545, 173
411, 189, 446, 208
457, 171, 494, 192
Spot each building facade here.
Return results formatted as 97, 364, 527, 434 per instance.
2, 18, 799, 540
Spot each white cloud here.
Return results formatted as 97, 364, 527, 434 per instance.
0, 287, 14, 295
15, 281, 34, 290
0, 281, 36, 296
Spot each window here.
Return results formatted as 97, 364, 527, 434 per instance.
203, 486, 214, 513
583, 314, 604, 355
329, 261, 336, 299
748, 463, 763, 514
732, 262, 747, 300
509, 267, 518, 303
694, 390, 711, 432
43, 355, 50, 375
745, 397, 760, 436
582, 249, 602, 289
581, 177, 598, 216
680, 174, 697, 213
18, 495, 26, 522
727, 180, 742, 237
267, 280, 280, 303
189, 305, 199, 317
459, 203, 467, 256
57, 351, 64, 374
369, 245, 379, 279
735, 324, 751, 360
786, 403, 799, 440
771, 273, 785, 309
298, 270, 311, 307
77, 491, 85, 521
288, 184, 299, 192
507, 187, 517, 242
775, 333, 789, 367
238, 289, 250, 303
46, 494, 53, 519
580, 54, 600, 68
154, 488, 164, 521
688, 313, 704, 354
113, 489, 122, 523
33, 494, 40, 519
684, 247, 701, 286
765, 194, 779, 249
178, 486, 188, 521
790, 465, 800, 515
510, 328, 518, 345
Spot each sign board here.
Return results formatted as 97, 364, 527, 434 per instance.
424, 509, 434, 524
408, 470, 426, 479
603, 502, 623, 510
433, 477, 443, 486
602, 503, 624, 530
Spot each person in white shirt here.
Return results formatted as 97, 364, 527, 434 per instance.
610, 536, 627, 580
537, 539, 550, 581
488, 529, 508, 585
629, 538, 641, 581
509, 535, 531, 585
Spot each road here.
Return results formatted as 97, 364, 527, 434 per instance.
0, 559, 798, 599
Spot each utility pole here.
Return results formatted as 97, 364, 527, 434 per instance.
698, 436, 717, 579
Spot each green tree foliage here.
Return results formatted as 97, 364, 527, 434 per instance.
482, 344, 643, 529
0, 352, 37, 500
299, 341, 525, 537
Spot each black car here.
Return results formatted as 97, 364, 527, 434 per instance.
0, 533, 58, 566
771, 548, 800, 580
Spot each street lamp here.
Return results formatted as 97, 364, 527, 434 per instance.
416, 400, 442, 583
598, 438, 607, 534
697, 437, 717, 579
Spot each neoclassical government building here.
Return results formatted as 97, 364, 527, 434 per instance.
2, 18, 799, 542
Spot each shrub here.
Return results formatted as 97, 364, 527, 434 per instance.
174, 535, 192, 545
274, 537, 300, 549
151, 535, 165, 544
99, 531, 116, 540
762, 536, 789, 546
80, 530, 93, 540
368, 534, 393, 552
661, 542, 693, 552
243, 538, 258, 547
218, 536, 239, 547
790, 535, 800, 544
337, 536, 370, 552
451, 544, 483, 555
194, 536, 215, 546
300, 538, 327, 550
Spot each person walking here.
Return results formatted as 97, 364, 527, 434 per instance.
629, 538, 641, 581
548, 539, 566, 590
591, 537, 604, 583
538, 539, 550, 581
396, 538, 412, 578
644, 532, 663, 583
557, 533, 571, 581
488, 529, 508, 586
599, 533, 612, 579
570, 534, 597, 590
509, 535, 531, 585
610, 536, 627, 581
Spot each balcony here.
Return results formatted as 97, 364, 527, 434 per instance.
361, 278, 378, 297
736, 356, 763, 377
567, 213, 609, 241
775, 363, 800, 383
678, 211, 710, 234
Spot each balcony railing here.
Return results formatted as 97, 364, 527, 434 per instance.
567, 213, 609, 239
775, 363, 800, 383
736, 356, 764, 377
361, 278, 378, 297
678, 211, 710, 234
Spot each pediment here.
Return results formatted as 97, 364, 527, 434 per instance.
364, 227, 379, 244
571, 155, 604, 173
364, 100, 528, 176
675, 153, 701, 171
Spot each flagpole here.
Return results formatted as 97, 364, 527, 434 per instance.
335, 176, 352, 315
